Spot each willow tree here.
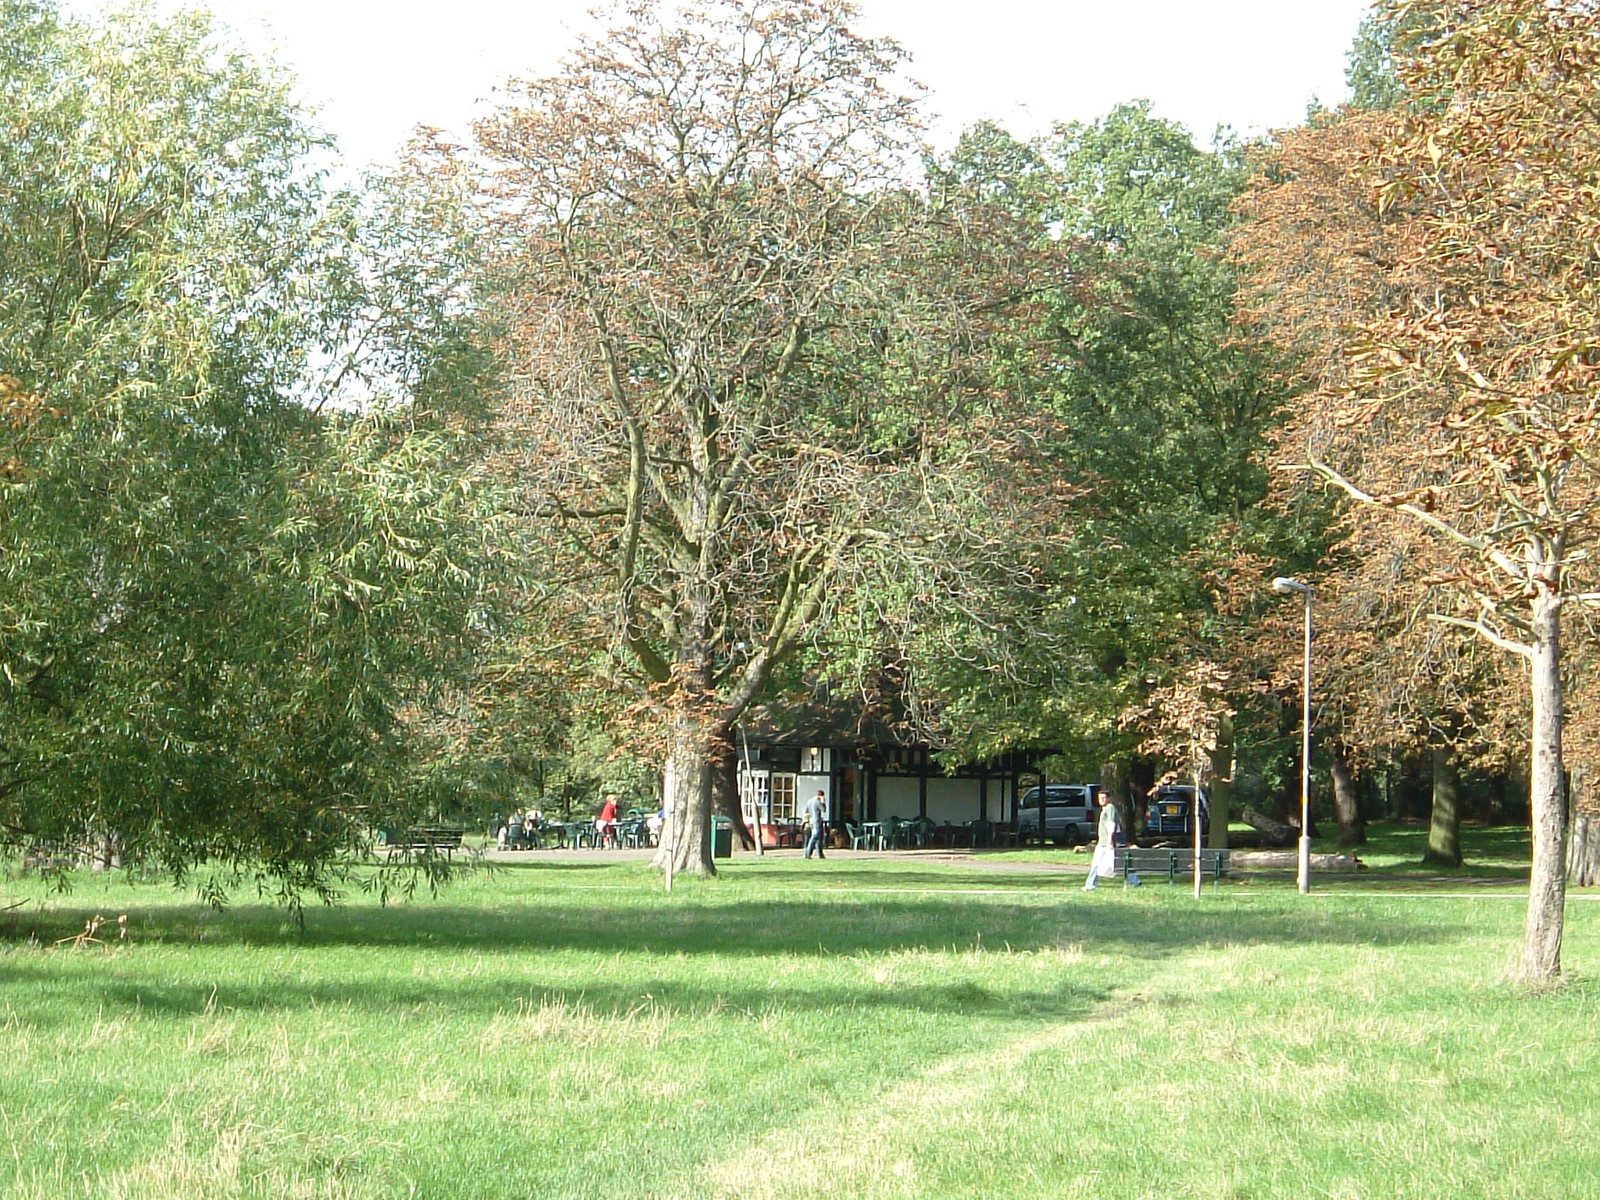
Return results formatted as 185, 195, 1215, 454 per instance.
476, 0, 1060, 875
0, 2, 494, 899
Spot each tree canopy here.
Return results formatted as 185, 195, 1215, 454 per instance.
1238, 0, 1600, 981
8, 0, 1596, 973
0, 0, 495, 901
465, 0, 1075, 874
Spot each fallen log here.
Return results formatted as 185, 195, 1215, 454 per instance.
1232, 849, 1362, 872
1242, 808, 1297, 848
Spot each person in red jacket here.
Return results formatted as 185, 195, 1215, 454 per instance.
595, 793, 620, 846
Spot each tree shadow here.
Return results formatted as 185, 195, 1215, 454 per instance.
76, 968, 1109, 1025
2, 886, 1474, 962
0, 866, 1507, 1030
1345, 822, 1532, 872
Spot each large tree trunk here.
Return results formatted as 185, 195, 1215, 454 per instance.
1566, 764, 1600, 887
1423, 745, 1462, 867
1207, 714, 1233, 850
1328, 739, 1365, 849
1519, 589, 1567, 984
652, 715, 717, 878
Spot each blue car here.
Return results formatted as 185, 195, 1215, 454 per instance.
1144, 785, 1210, 838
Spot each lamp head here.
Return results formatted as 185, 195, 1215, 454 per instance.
1272, 577, 1311, 596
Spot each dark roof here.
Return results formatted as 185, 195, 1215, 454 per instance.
738, 683, 920, 749
738, 682, 1059, 771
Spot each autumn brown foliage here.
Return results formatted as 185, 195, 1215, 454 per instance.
472, 0, 1067, 875
1238, 0, 1600, 980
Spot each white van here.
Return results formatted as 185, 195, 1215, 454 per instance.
1015, 784, 1100, 845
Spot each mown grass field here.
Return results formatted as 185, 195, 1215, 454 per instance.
2, 827, 1596, 1200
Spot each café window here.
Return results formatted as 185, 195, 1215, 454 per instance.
769, 774, 797, 821
741, 771, 798, 824
801, 746, 826, 774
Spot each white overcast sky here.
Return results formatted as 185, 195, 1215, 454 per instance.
68, 0, 1375, 170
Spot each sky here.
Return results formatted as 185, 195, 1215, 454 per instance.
68, 0, 1376, 170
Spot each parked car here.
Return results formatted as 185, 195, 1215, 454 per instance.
1016, 784, 1100, 845
1144, 785, 1210, 838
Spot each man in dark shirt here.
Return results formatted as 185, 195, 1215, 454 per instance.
802, 790, 828, 860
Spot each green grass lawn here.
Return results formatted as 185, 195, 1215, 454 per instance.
2, 834, 1596, 1200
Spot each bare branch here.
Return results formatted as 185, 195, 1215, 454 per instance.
1426, 613, 1533, 660
1292, 458, 1529, 584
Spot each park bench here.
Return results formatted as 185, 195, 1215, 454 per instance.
1114, 847, 1230, 888
382, 827, 465, 860
22, 842, 79, 872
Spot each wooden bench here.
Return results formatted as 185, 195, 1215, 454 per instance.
383, 827, 465, 860
22, 842, 79, 872
1114, 847, 1230, 888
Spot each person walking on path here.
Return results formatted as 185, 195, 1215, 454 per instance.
1085, 789, 1138, 889
803, 789, 829, 860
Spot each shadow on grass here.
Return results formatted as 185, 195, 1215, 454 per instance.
0, 860, 1514, 1026
0, 886, 1118, 1024
2, 885, 1476, 963
1333, 822, 1531, 870
71, 968, 1109, 1026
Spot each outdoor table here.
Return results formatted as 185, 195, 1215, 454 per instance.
860, 821, 887, 850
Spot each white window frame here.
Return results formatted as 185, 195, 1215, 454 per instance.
740, 770, 799, 824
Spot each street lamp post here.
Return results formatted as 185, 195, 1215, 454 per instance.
1273, 577, 1313, 894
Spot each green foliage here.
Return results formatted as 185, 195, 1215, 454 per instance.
1347, 9, 1410, 109
0, 2, 498, 897
1346, 2, 1446, 112
905, 106, 1291, 771
1041, 102, 1269, 533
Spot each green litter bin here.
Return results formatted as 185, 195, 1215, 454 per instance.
710, 816, 733, 859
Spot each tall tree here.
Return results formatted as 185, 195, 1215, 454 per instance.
0, 2, 493, 899
1232, 94, 1532, 869
1247, 0, 1600, 982
923, 106, 1292, 789
474, 0, 1060, 875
